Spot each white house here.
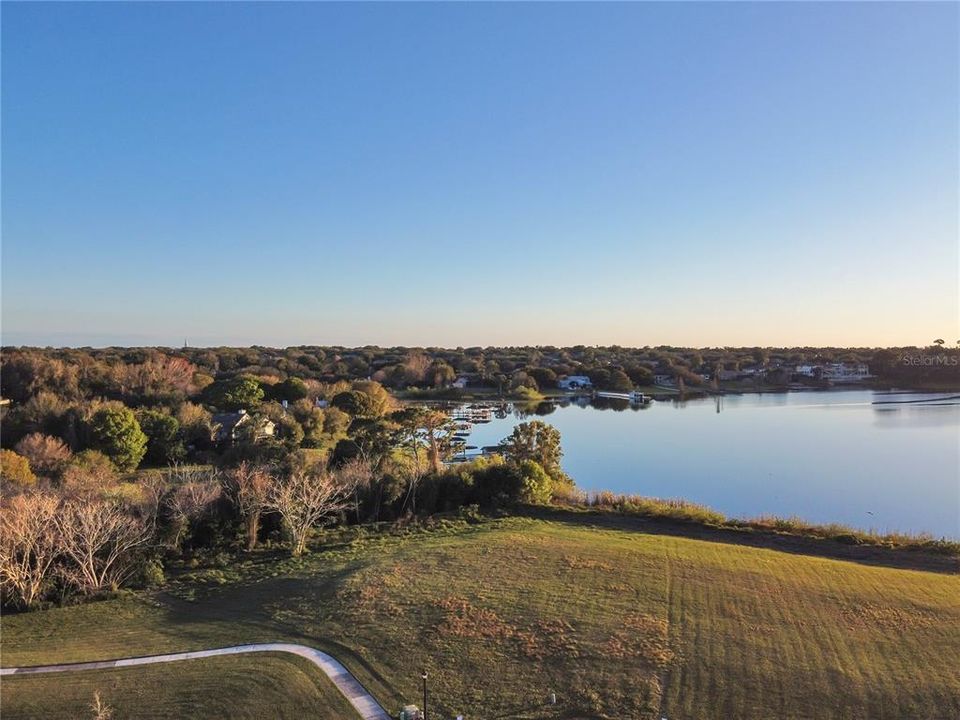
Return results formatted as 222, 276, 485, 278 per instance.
823, 363, 871, 383
795, 363, 871, 382
557, 375, 592, 390
452, 376, 469, 389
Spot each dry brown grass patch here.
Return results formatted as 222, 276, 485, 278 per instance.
840, 602, 939, 630
603, 613, 675, 670
525, 618, 580, 660
434, 595, 518, 640
563, 554, 614, 571
339, 564, 409, 619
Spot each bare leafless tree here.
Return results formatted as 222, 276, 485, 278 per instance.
401, 462, 427, 517
267, 471, 355, 556
335, 457, 375, 523
14, 433, 72, 477
222, 462, 273, 551
136, 473, 167, 536
164, 478, 221, 549
56, 498, 151, 594
60, 450, 119, 497
0, 492, 60, 609
403, 352, 431, 385
167, 463, 221, 487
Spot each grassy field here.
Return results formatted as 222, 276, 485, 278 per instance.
2, 517, 959, 720
1, 652, 359, 719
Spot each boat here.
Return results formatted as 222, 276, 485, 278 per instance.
594, 390, 653, 404
451, 405, 494, 423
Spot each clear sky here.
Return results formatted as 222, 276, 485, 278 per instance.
2, 2, 957, 348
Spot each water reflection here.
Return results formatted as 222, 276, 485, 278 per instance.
435, 389, 960, 538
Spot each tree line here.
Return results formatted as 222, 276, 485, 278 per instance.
4, 344, 952, 403
1, 416, 566, 611
0, 343, 570, 611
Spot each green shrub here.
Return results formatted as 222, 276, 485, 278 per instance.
458, 504, 483, 523
141, 559, 166, 587
0, 449, 36, 487
470, 462, 524, 508
518, 460, 552, 504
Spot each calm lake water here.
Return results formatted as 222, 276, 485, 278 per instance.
450, 389, 960, 538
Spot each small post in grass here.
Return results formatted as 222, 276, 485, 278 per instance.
421, 670, 428, 720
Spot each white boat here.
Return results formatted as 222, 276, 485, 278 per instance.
450, 405, 494, 422
594, 390, 653, 404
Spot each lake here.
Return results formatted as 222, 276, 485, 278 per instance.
448, 389, 960, 538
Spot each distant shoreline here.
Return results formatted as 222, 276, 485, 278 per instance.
398, 384, 960, 404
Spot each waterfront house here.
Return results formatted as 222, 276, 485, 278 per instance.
557, 375, 593, 390
211, 410, 276, 444
823, 363, 872, 383
794, 363, 871, 382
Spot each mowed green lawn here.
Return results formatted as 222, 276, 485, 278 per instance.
1, 653, 359, 719
2, 518, 958, 720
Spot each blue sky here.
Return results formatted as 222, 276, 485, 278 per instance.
2, 2, 957, 348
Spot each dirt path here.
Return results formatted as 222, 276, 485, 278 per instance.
0, 642, 392, 720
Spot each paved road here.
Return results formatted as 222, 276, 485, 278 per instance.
0, 642, 392, 720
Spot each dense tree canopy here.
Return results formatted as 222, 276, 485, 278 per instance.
267, 377, 309, 403
2, 344, 953, 406
202, 375, 265, 411
137, 410, 185, 466
501, 421, 563, 478
88, 406, 148, 471
606, 370, 634, 393
331, 390, 373, 417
